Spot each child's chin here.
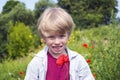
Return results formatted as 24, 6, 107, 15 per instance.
53, 51, 61, 54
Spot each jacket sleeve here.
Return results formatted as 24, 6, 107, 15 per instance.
78, 56, 95, 80
24, 58, 39, 80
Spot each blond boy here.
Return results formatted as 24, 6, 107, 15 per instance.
24, 7, 94, 80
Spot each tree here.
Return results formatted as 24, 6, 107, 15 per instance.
7, 22, 37, 59
2, 0, 21, 14
0, 1, 36, 59
10, 3, 35, 25
34, 0, 56, 20
57, 0, 118, 28
0, 14, 11, 59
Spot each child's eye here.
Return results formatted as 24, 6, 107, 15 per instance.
59, 34, 66, 38
47, 36, 55, 39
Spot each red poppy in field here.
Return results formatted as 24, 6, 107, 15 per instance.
19, 71, 24, 75
56, 54, 69, 66
86, 59, 91, 64
83, 43, 88, 48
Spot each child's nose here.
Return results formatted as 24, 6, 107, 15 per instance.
54, 38, 61, 44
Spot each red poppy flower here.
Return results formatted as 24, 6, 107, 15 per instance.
56, 54, 69, 66
19, 71, 24, 75
86, 59, 91, 64
83, 43, 88, 48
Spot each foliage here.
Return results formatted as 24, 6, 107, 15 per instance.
58, 0, 118, 28
7, 22, 37, 59
34, 0, 57, 20
0, 2, 35, 57
0, 56, 33, 80
0, 24, 119, 79
68, 24, 120, 80
92, 25, 120, 79
1, 1, 35, 26
2, 0, 20, 14
1, 1, 34, 26
0, 14, 10, 58
9, 3, 35, 26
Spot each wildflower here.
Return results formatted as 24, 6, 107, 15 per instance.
83, 43, 88, 48
86, 59, 91, 64
19, 71, 24, 76
56, 54, 69, 66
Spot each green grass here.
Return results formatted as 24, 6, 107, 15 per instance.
68, 24, 120, 80
0, 55, 33, 80
0, 24, 120, 80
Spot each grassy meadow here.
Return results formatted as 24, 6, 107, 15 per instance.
0, 24, 120, 80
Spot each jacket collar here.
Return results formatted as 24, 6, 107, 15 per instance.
66, 47, 78, 60
36, 46, 77, 60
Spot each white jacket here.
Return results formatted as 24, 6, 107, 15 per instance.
24, 46, 95, 80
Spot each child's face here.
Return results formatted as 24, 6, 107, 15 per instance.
43, 32, 69, 55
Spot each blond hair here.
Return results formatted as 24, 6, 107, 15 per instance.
37, 7, 75, 37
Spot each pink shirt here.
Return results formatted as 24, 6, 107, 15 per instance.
46, 52, 70, 80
